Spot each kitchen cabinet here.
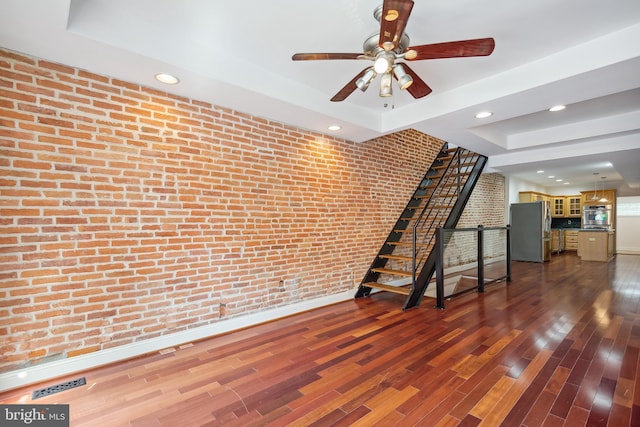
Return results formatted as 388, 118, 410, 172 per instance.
578, 230, 614, 262
581, 189, 616, 206
552, 197, 565, 217
551, 229, 561, 253
551, 196, 581, 218
520, 193, 582, 218
564, 230, 578, 250
566, 196, 582, 217
580, 188, 617, 254
519, 192, 550, 203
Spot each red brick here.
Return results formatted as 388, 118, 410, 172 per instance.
0, 46, 505, 374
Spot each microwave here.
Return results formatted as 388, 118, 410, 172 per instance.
583, 205, 611, 229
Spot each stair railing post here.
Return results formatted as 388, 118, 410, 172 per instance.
477, 225, 485, 293
412, 220, 417, 290
435, 227, 445, 309
506, 225, 512, 282
456, 150, 462, 195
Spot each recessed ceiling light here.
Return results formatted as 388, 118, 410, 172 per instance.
327, 125, 341, 131
548, 175, 555, 178
549, 105, 566, 112
555, 179, 562, 182
474, 111, 493, 119
155, 73, 179, 85
536, 170, 544, 174
563, 182, 570, 185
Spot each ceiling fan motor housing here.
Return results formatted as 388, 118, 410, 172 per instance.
363, 32, 410, 57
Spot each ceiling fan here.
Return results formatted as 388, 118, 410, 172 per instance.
292, 0, 495, 102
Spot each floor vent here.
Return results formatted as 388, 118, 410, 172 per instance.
32, 377, 87, 400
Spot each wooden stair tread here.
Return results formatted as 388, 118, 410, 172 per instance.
379, 254, 412, 261
414, 195, 458, 202
387, 241, 432, 248
409, 203, 455, 210
371, 268, 413, 277
432, 163, 475, 171
421, 183, 464, 189
363, 282, 412, 295
414, 194, 455, 202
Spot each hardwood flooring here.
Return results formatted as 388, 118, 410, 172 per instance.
2, 253, 639, 426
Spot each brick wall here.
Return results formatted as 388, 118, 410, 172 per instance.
3, 48, 492, 372
458, 172, 505, 228
447, 172, 507, 267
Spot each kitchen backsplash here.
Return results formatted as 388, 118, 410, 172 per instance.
551, 217, 581, 229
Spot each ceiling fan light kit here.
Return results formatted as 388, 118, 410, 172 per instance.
292, 0, 495, 102
380, 72, 393, 97
374, 52, 394, 73
393, 64, 413, 90
356, 68, 377, 91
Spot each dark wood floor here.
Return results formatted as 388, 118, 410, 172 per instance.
2, 253, 639, 426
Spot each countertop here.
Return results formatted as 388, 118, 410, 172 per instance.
551, 227, 614, 232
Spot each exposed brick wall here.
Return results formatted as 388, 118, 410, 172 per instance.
447, 172, 507, 266
458, 172, 505, 228
1, 48, 487, 372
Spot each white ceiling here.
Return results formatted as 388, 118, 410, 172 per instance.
1, 0, 640, 195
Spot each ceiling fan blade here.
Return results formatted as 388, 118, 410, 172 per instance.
292, 53, 362, 61
330, 68, 368, 102
400, 63, 432, 99
407, 38, 495, 60
378, 0, 414, 51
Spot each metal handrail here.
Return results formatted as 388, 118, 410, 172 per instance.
434, 225, 512, 308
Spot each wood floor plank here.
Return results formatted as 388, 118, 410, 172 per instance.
476, 348, 553, 426
453, 328, 521, 379
450, 364, 510, 419
1, 253, 639, 426
468, 375, 516, 419
509, 354, 562, 416
523, 390, 559, 427
348, 385, 419, 427
563, 405, 590, 427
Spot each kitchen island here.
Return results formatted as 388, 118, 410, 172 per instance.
577, 229, 614, 262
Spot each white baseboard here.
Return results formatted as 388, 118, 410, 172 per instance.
0, 290, 354, 393
616, 249, 640, 255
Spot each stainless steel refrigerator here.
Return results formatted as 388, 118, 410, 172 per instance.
510, 201, 551, 262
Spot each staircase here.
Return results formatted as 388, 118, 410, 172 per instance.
355, 143, 487, 310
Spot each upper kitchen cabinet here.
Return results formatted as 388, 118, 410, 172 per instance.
552, 197, 565, 217
581, 189, 616, 206
521, 193, 582, 218
551, 196, 581, 218
519, 192, 550, 203
566, 196, 582, 217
